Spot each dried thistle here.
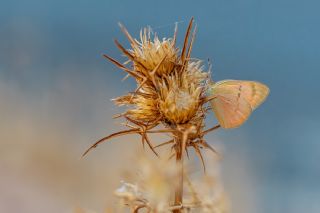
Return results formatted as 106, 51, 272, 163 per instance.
83, 18, 217, 166
83, 17, 269, 212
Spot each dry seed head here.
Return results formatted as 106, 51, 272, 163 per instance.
83, 18, 222, 169
159, 60, 208, 124
114, 86, 161, 123
130, 27, 178, 76
159, 73, 202, 124
114, 181, 142, 202
112, 22, 209, 126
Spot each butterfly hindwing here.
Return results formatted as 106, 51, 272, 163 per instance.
209, 80, 269, 128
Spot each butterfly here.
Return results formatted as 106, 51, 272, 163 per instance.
208, 80, 269, 129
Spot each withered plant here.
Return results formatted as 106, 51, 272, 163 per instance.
83, 17, 269, 212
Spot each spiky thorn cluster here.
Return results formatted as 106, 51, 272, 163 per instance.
82, 17, 223, 213
82, 18, 220, 171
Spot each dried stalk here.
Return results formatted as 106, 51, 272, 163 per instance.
173, 137, 183, 213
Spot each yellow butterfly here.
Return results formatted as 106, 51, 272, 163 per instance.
208, 80, 269, 129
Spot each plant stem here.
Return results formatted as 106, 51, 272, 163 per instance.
173, 138, 183, 213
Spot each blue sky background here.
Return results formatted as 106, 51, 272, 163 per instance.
1, 0, 320, 212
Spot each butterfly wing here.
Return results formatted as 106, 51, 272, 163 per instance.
209, 80, 269, 128
211, 93, 252, 128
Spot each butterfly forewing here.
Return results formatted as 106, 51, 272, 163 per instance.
209, 80, 269, 128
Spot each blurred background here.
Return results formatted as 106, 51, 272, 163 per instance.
1, 0, 320, 212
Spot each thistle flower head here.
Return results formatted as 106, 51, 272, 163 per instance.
159, 70, 203, 124
114, 85, 160, 123
83, 18, 220, 177
130, 27, 178, 77
112, 21, 209, 126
